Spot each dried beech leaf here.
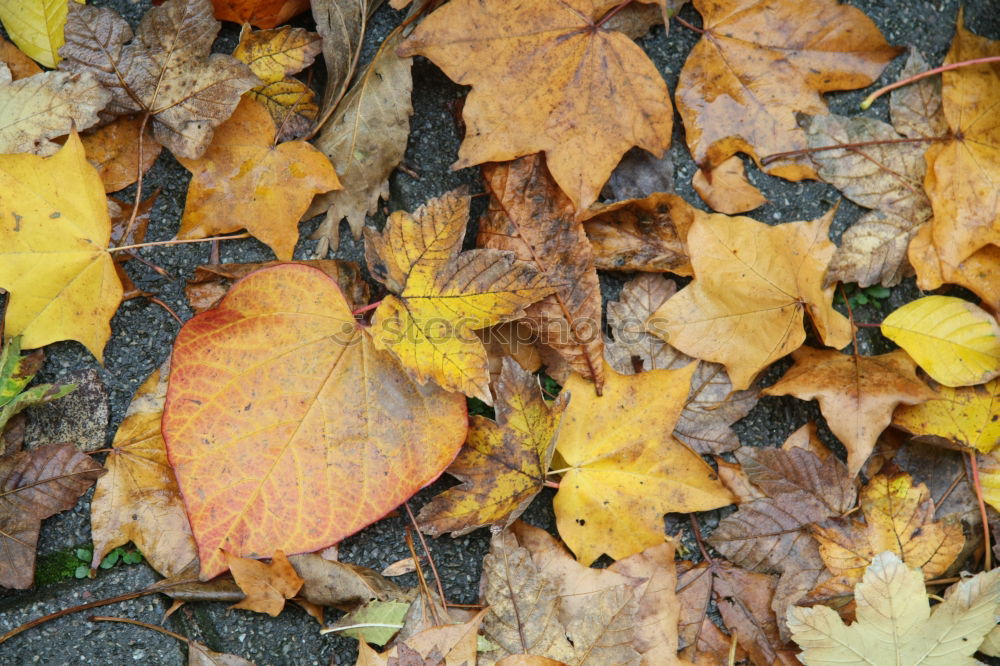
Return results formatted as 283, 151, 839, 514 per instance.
479, 156, 605, 389
59, 0, 259, 159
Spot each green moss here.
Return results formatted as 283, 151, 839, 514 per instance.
34, 544, 89, 586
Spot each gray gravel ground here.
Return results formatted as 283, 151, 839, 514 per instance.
2, 0, 999, 664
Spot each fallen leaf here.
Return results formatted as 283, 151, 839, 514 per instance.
0, 337, 75, 435
923, 13, 1000, 270
553, 360, 734, 565
80, 115, 162, 193
210, 0, 310, 28
60, 0, 259, 159
24, 367, 107, 452
676, 0, 898, 179
162, 264, 468, 579
289, 553, 411, 610
233, 24, 321, 140
90, 360, 198, 578
581, 193, 695, 273
0, 36, 42, 79
788, 551, 1000, 666
185, 260, 369, 314
365, 190, 556, 403
893, 377, 1000, 454
810, 471, 965, 595
648, 208, 852, 391
675, 561, 747, 664
227, 550, 304, 617
175, 98, 340, 261
0, 64, 109, 156
328, 599, 410, 646
908, 223, 1000, 312
691, 156, 767, 215
398, 0, 673, 210
309, 26, 413, 253
604, 273, 759, 455
311, 0, 366, 113
189, 641, 257, 666
881, 295, 1000, 387
602, 147, 675, 202
0, 0, 78, 68
418, 359, 565, 536
763, 347, 934, 475
0, 132, 124, 360
479, 155, 605, 388
890, 48, 948, 140
355, 610, 485, 666
0, 442, 104, 588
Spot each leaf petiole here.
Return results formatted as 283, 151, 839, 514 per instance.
861, 55, 1000, 109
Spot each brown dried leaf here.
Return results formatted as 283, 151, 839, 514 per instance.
188, 641, 257, 666
713, 566, 799, 665
356, 610, 486, 666
890, 48, 947, 140
479, 155, 605, 389
81, 115, 162, 193
60, 0, 259, 159
309, 27, 413, 253
0, 442, 104, 588
289, 553, 411, 610
602, 147, 674, 202
311, 0, 365, 113
692, 156, 767, 215
908, 221, 1000, 312
226, 550, 304, 617
582, 193, 695, 273
0, 37, 41, 80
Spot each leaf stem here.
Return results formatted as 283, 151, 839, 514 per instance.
403, 502, 449, 611
351, 300, 383, 316
542, 480, 560, 489
861, 55, 1000, 109
689, 514, 714, 564
319, 622, 404, 635
120, 113, 152, 246
594, 0, 635, 28
89, 616, 190, 645
673, 15, 705, 34
760, 135, 941, 167
968, 451, 992, 572
107, 233, 251, 253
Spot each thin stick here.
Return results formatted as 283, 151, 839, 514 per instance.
107, 234, 251, 253
89, 616, 190, 645
689, 514, 713, 564
404, 502, 449, 610
351, 301, 383, 316
404, 530, 444, 626
861, 55, 1000, 109
120, 113, 152, 246
543, 480, 560, 489
761, 136, 940, 166
934, 470, 965, 509
968, 451, 992, 571
0, 589, 154, 645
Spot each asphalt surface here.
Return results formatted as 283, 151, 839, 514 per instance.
1, 0, 999, 664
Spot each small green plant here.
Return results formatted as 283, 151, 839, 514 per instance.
835, 284, 891, 309
72, 546, 144, 578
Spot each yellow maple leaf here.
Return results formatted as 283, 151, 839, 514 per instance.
553, 360, 734, 565
175, 98, 340, 261
647, 209, 852, 391
397, 0, 672, 211
893, 378, 1000, 454
365, 190, 557, 403
881, 295, 1000, 387
0, 132, 123, 361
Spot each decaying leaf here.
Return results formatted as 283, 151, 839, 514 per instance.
309, 26, 413, 253
163, 264, 468, 578
185, 260, 370, 314
289, 553, 411, 611
763, 347, 934, 476
90, 360, 198, 578
175, 98, 340, 261
0, 337, 75, 435
365, 190, 556, 404
881, 295, 1000, 387
398, 0, 673, 210
418, 359, 566, 536
893, 377, 1000, 454
60, 0, 259, 159
676, 0, 898, 179
810, 471, 965, 597
648, 208, 852, 391
581, 193, 695, 274
604, 273, 759, 455
227, 550, 304, 617
188, 641, 257, 666
553, 360, 734, 565
211, 0, 310, 28
922, 14, 1000, 270
356, 610, 485, 666
0, 0, 77, 68
0, 132, 124, 360
80, 115, 162, 193
0, 35, 42, 79
691, 156, 767, 215
233, 24, 321, 140
811, 48, 943, 288
789, 551, 1000, 665
0, 442, 104, 588
311, 0, 368, 114
0, 63, 109, 156
479, 156, 605, 389
603, 147, 675, 202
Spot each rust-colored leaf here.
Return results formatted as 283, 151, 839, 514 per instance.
227, 550, 304, 617
162, 264, 468, 578
691, 156, 767, 215
398, 0, 673, 210
81, 115, 162, 193
479, 155, 605, 389
211, 0, 310, 29
582, 193, 695, 274
677, 0, 899, 179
